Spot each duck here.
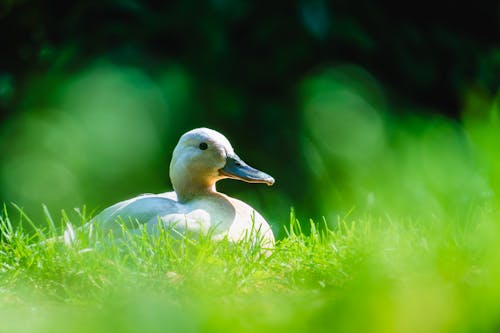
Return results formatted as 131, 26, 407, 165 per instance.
89, 128, 275, 245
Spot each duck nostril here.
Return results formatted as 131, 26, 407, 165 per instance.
235, 162, 242, 167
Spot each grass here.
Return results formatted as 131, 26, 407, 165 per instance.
1, 204, 500, 333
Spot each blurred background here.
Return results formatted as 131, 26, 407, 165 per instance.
1, 1, 500, 236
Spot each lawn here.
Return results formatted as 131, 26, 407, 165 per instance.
1, 204, 500, 333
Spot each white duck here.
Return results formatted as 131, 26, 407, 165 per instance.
90, 128, 275, 245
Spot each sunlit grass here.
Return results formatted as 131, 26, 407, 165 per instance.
1, 203, 500, 333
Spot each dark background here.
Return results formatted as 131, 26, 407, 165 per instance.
1, 1, 499, 234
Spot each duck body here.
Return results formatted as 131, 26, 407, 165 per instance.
94, 191, 274, 243
90, 128, 275, 245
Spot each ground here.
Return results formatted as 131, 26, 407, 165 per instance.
1, 206, 500, 333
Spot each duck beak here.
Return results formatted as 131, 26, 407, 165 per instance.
219, 155, 275, 186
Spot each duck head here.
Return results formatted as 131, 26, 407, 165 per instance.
169, 128, 275, 201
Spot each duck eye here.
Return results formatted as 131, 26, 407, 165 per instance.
199, 142, 208, 150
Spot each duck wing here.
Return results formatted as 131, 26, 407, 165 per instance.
92, 193, 181, 232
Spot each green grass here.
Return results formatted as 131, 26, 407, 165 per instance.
1, 205, 500, 333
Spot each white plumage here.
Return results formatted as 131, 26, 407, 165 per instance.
90, 128, 275, 245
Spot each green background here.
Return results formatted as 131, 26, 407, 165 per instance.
1, 1, 500, 234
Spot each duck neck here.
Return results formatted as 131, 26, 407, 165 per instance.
173, 178, 217, 203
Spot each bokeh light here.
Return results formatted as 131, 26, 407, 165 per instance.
301, 64, 494, 222
0, 64, 183, 219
